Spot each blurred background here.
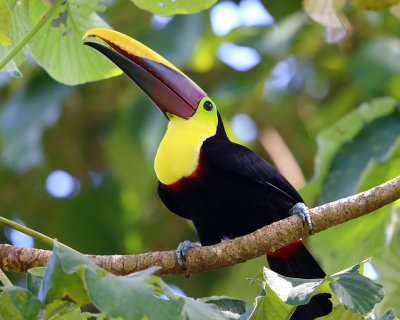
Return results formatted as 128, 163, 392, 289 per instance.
1, 0, 400, 312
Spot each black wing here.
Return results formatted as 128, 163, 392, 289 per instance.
202, 137, 303, 205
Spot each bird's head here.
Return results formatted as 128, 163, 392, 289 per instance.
82, 28, 218, 128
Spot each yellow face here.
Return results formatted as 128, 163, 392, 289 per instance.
154, 97, 218, 185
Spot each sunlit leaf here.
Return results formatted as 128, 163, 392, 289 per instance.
40, 243, 185, 319
43, 300, 81, 320
81, 313, 108, 319
262, 267, 326, 305
248, 286, 295, 320
0, 0, 12, 46
0, 287, 43, 320
130, 0, 217, 16
374, 209, 400, 316
0, 291, 25, 320
0, 0, 29, 74
28, 0, 121, 85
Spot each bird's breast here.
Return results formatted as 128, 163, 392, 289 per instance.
154, 124, 210, 185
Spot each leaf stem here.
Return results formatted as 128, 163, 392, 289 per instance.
42, 301, 70, 320
0, 0, 64, 71
0, 216, 75, 251
0, 269, 12, 286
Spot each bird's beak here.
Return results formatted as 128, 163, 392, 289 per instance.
82, 28, 206, 119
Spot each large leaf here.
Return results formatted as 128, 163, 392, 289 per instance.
130, 0, 217, 16
330, 262, 384, 314
27, 268, 45, 298
250, 262, 384, 319
28, 0, 121, 85
320, 110, 400, 203
0, 287, 43, 320
0, 0, 29, 75
36, 243, 227, 319
373, 209, 400, 316
310, 141, 400, 274
0, 0, 12, 46
198, 296, 247, 319
248, 286, 295, 320
161, 283, 228, 320
262, 267, 326, 306
301, 97, 398, 205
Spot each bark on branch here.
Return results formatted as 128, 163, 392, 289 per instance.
1, 176, 400, 276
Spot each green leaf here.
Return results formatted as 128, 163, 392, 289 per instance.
0, 0, 29, 74
85, 268, 184, 320
321, 108, 400, 203
262, 267, 326, 305
160, 280, 228, 320
42, 244, 184, 319
130, 0, 218, 16
310, 141, 400, 274
39, 256, 91, 305
374, 209, 400, 316
329, 262, 384, 314
0, 291, 25, 320
248, 285, 295, 320
27, 267, 45, 298
254, 262, 384, 319
28, 0, 121, 85
43, 300, 81, 320
199, 296, 247, 319
301, 97, 398, 204
0, 0, 12, 46
0, 287, 43, 320
82, 312, 108, 320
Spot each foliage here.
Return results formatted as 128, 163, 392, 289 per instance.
1, 0, 400, 319
130, 0, 218, 16
0, 244, 389, 320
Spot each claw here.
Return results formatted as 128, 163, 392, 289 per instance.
176, 240, 199, 272
289, 202, 312, 235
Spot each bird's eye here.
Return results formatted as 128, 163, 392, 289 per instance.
203, 101, 213, 111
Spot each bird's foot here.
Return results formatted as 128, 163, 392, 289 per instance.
176, 240, 199, 272
289, 202, 312, 235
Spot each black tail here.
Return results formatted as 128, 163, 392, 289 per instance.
267, 240, 332, 320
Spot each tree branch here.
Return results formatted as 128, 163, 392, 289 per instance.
1, 176, 399, 276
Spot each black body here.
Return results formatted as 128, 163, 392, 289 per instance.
158, 114, 332, 319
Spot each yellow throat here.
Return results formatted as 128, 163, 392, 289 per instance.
155, 97, 218, 185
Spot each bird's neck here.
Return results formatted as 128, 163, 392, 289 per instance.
154, 114, 217, 185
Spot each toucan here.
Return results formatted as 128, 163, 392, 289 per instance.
83, 28, 332, 319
